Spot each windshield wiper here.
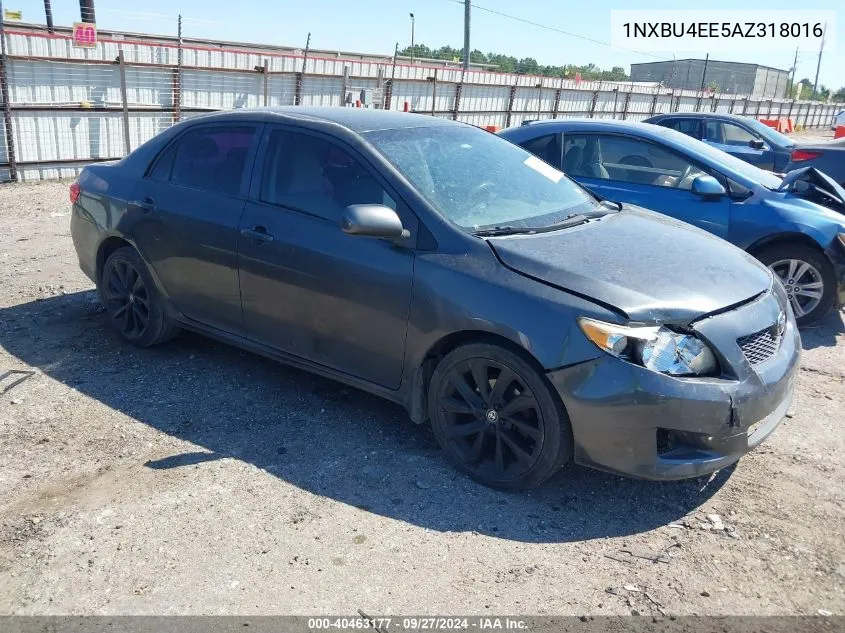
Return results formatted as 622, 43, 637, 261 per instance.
600, 199, 623, 211
532, 213, 591, 232
472, 226, 536, 237
473, 212, 598, 237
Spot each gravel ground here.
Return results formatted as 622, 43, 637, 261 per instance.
1, 177, 844, 617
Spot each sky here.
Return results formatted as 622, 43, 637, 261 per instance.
3, 0, 843, 89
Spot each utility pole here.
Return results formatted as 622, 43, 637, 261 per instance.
43, 0, 54, 32
812, 22, 826, 98
301, 31, 311, 74
409, 13, 415, 64
462, 0, 471, 71
79, 0, 95, 23
789, 47, 798, 97
698, 53, 709, 92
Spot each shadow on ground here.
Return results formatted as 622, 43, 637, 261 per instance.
799, 308, 845, 350
0, 291, 751, 544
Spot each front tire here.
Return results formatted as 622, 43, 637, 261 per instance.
99, 246, 178, 346
755, 244, 836, 326
427, 343, 573, 490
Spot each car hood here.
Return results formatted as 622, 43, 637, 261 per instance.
487, 206, 772, 323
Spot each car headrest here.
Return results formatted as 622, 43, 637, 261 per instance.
563, 146, 583, 173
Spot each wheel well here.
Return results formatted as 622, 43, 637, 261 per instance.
407, 330, 546, 425
746, 233, 824, 259
96, 236, 132, 284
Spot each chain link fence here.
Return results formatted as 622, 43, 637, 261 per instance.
1, 23, 843, 182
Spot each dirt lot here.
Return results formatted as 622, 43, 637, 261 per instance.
1, 173, 844, 617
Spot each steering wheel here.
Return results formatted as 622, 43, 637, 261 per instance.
619, 155, 653, 168
677, 164, 695, 187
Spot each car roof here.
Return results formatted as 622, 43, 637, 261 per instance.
182, 106, 460, 133
501, 118, 671, 138
648, 112, 751, 121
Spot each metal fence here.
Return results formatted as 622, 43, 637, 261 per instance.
1, 24, 843, 182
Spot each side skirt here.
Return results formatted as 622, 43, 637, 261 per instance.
174, 317, 412, 412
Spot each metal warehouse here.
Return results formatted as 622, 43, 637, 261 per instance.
630, 59, 790, 98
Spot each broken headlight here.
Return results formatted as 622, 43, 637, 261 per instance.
577, 318, 718, 376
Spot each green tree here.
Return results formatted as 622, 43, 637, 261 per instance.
396, 42, 630, 81
833, 86, 845, 101
792, 78, 813, 100
469, 49, 488, 64
515, 57, 539, 74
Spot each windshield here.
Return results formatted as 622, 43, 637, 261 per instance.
743, 118, 795, 148
363, 125, 600, 230
657, 127, 784, 189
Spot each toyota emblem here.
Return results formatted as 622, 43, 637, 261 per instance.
776, 311, 786, 337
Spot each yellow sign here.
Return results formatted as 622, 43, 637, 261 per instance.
72, 22, 98, 48
4, 9, 23, 20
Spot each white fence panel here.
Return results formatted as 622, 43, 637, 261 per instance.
2, 26, 843, 181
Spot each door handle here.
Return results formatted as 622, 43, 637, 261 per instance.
240, 226, 274, 243
131, 197, 156, 213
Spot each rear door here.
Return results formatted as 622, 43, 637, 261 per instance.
658, 117, 703, 141
703, 119, 775, 170
562, 132, 732, 239
237, 126, 417, 389
131, 123, 261, 336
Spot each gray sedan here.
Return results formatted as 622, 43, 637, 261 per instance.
70, 108, 799, 488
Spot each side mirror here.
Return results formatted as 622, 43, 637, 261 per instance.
749, 139, 766, 150
690, 175, 727, 200
342, 204, 408, 239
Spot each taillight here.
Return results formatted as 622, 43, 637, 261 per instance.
69, 182, 80, 204
790, 149, 822, 162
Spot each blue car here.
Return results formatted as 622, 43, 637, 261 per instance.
500, 119, 845, 325
644, 112, 796, 172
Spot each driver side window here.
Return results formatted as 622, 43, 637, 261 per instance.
704, 121, 760, 147
566, 134, 709, 191
722, 122, 760, 147
259, 129, 396, 223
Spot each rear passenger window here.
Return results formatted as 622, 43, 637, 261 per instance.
663, 119, 700, 139
167, 126, 256, 196
518, 133, 561, 168
260, 129, 395, 222
148, 143, 177, 181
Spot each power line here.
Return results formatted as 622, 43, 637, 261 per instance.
443, 0, 668, 60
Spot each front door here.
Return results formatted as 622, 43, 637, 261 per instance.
563, 132, 732, 239
130, 123, 260, 336
237, 127, 417, 390
703, 119, 775, 170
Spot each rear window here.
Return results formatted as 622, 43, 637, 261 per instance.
158, 125, 256, 196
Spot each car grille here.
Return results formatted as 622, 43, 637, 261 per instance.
737, 327, 781, 366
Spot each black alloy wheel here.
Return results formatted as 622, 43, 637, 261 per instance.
429, 343, 572, 490
103, 258, 150, 341
99, 246, 178, 347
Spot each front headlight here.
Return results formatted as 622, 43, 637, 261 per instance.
577, 317, 718, 376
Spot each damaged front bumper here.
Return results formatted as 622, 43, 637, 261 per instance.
547, 288, 801, 480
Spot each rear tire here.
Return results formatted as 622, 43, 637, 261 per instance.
427, 342, 573, 490
755, 243, 836, 326
99, 246, 178, 346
